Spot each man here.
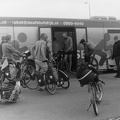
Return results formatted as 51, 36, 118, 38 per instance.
31, 33, 48, 74
80, 39, 94, 63
30, 33, 49, 91
111, 36, 120, 78
63, 32, 73, 72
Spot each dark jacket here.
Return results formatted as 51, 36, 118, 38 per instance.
112, 40, 120, 59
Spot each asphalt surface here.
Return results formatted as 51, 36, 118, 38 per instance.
0, 73, 120, 120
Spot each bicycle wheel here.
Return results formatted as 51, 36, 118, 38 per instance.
20, 80, 27, 88
96, 82, 103, 102
57, 60, 69, 72
24, 65, 37, 90
93, 101, 98, 116
45, 75, 56, 95
58, 70, 70, 89
61, 80, 70, 89
24, 73, 37, 90
92, 86, 99, 116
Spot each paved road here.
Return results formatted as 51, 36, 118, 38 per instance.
0, 73, 120, 120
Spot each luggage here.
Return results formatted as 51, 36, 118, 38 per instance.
45, 67, 56, 84
35, 71, 45, 86
76, 63, 98, 87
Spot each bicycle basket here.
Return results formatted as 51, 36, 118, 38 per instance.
77, 68, 97, 87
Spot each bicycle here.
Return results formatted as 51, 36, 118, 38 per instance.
53, 50, 69, 72
35, 60, 57, 95
18, 50, 37, 90
0, 58, 21, 102
87, 79, 105, 116
52, 55, 70, 89
76, 62, 105, 116
19, 50, 57, 95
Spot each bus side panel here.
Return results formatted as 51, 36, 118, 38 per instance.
87, 27, 118, 70
87, 27, 107, 70
13, 27, 38, 52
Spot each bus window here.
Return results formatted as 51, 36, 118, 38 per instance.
39, 28, 52, 40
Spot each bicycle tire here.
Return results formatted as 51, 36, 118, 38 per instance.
24, 74, 37, 90
44, 74, 56, 95
92, 85, 99, 116
23, 65, 37, 90
57, 60, 69, 72
20, 80, 27, 88
46, 83, 56, 95
58, 70, 70, 89
96, 82, 103, 102
93, 101, 99, 116
61, 80, 70, 89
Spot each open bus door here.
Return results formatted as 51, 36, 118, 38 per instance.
52, 27, 77, 71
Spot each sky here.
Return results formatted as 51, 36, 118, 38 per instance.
0, 0, 120, 19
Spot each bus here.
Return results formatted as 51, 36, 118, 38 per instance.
0, 17, 120, 71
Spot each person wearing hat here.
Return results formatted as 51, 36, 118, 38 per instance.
111, 36, 120, 78
80, 39, 94, 63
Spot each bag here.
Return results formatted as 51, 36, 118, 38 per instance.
76, 63, 97, 87
2, 78, 15, 91
45, 67, 56, 84
35, 71, 45, 86
9, 63, 17, 79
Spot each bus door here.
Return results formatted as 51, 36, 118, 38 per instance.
52, 27, 77, 71
76, 28, 87, 65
